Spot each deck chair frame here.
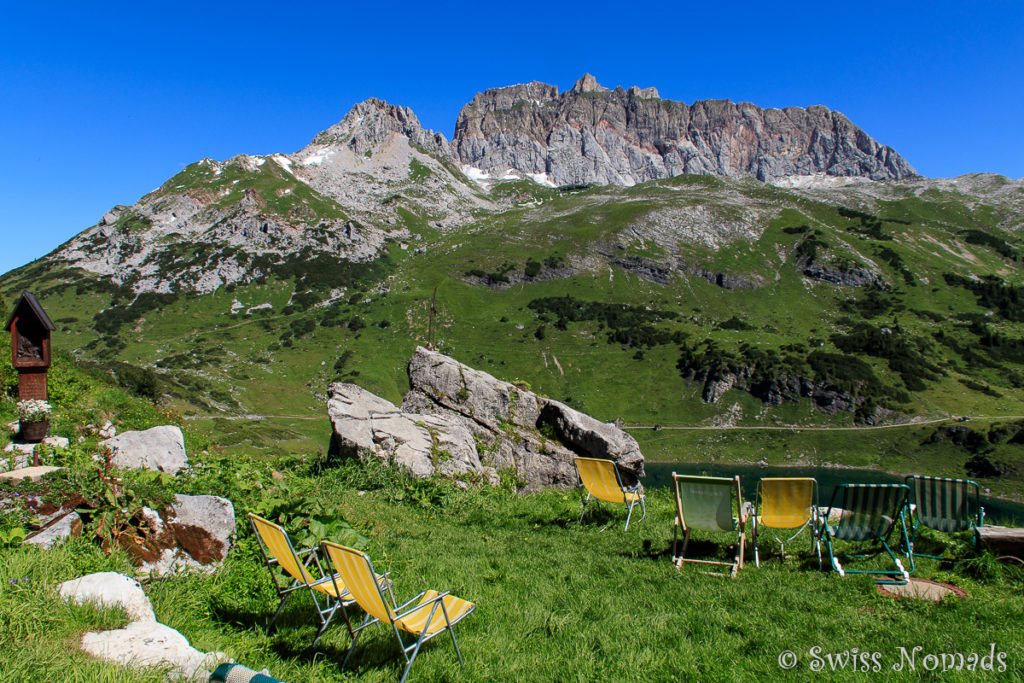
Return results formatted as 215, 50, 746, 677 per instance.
820, 484, 912, 584
574, 456, 646, 531
249, 513, 354, 649
322, 541, 474, 683
671, 473, 748, 578
904, 475, 984, 561
753, 477, 821, 568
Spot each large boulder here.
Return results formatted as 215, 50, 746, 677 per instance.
100, 426, 188, 475
328, 346, 644, 490
328, 383, 489, 480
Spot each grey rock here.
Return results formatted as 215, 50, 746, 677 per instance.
329, 346, 644, 490
703, 374, 737, 403
100, 426, 188, 475
25, 510, 81, 549
802, 262, 888, 289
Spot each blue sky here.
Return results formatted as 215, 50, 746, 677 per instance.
1, 1, 1022, 277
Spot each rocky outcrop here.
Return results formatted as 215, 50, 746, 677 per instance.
802, 262, 888, 289
454, 74, 916, 186
100, 426, 188, 475
328, 347, 644, 490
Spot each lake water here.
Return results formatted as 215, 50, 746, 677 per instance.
644, 462, 1024, 526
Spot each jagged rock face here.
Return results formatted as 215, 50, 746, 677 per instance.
311, 98, 450, 158
454, 74, 916, 186
328, 347, 645, 490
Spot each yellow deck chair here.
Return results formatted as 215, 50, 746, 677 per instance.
753, 477, 820, 568
248, 513, 389, 648
574, 456, 646, 530
322, 542, 475, 683
671, 474, 748, 578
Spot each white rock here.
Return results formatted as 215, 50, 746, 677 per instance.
43, 435, 70, 449
100, 426, 187, 475
136, 495, 236, 577
80, 621, 227, 681
58, 572, 156, 622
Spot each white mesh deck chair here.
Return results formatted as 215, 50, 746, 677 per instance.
671, 474, 748, 578
249, 513, 390, 648
753, 477, 820, 568
574, 456, 646, 531
820, 484, 912, 584
322, 541, 475, 683
905, 475, 984, 560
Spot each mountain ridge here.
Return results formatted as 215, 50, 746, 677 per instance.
453, 73, 916, 187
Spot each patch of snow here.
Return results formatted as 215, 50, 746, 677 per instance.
272, 155, 294, 174
213, 168, 222, 176
463, 165, 491, 183
254, 157, 266, 167
302, 149, 335, 166
246, 303, 273, 315
527, 172, 557, 188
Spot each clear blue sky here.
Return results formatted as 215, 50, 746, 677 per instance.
2, 0, 1022, 277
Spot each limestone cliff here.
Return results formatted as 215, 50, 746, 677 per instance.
453, 74, 916, 186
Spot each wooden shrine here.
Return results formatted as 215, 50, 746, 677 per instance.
6, 291, 55, 401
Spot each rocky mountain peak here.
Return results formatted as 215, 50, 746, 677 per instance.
571, 73, 608, 94
310, 97, 449, 157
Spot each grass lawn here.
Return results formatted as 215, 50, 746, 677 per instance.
2, 463, 1022, 681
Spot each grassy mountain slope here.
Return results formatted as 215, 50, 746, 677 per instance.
4, 170, 1024, 494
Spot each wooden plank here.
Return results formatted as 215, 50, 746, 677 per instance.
976, 525, 1024, 559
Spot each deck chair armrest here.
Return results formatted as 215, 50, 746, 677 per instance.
394, 590, 451, 617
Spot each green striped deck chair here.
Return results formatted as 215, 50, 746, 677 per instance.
671, 474, 748, 578
905, 475, 984, 560
209, 663, 284, 682
820, 484, 912, 584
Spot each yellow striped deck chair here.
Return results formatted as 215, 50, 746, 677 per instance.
574, 456, 646, 530
753, 477, 820, 568
672, 474, 748, 578
322, 542, 475, 683
248, 513, 389, 648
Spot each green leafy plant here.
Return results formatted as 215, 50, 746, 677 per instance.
249, 483, 368, 549
0, 526, 27, 548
